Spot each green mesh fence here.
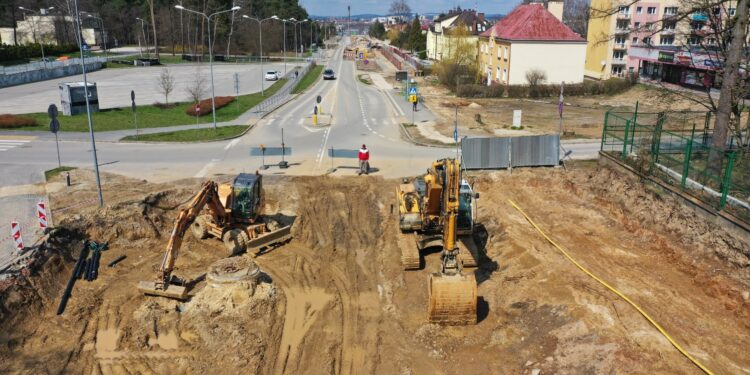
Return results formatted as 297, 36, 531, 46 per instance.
601, 109, 749, 224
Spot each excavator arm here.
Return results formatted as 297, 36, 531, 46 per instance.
427, 158, 478, 325
139, 180, 227, 299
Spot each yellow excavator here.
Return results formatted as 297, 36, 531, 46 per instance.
138, 173, 292, 299
397, 158, 480, 325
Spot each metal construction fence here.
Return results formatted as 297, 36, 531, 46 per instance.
601, 110, 750, 223
461, 135, 560, 169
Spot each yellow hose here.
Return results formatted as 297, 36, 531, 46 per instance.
508, 199, 714, 375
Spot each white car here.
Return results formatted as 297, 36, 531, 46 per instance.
265, 71, 280, 81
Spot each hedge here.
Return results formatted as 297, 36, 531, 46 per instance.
186, 96, 236, 116
0, 114, 38, 128
0, 43, 79, 62
456, 78, 636, 99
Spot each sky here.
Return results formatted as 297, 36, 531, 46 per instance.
299, 0, 521, 17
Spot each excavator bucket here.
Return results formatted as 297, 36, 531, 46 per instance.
137, 281, 188, 300
428, 272, 477, 325
246, 224, 293, 256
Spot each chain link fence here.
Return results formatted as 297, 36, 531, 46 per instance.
601, 110, 750, 223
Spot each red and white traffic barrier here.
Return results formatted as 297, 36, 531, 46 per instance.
11, 221, 23, 250
37, 202, 48, 230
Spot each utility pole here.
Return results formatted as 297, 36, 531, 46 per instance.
348, 5, 351, 37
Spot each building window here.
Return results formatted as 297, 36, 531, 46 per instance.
496, 67, 501, 81
643, 36, 652, 45
614, 36, 626, 44
617, 20, 630, 29
712, 7, 720, 15
636, 6, 642, 14
612, 66, 623, 76
729, 8, 736, 16
647, 7, 656, 14
632, 37, 638, 43
663, 21, 676, 30
497, 48, 501, 59
634, 22, 641, 29
664, 7, 678, 15
691, 21, 704, 30
502, 68, 507, 82
706, 37, 717, 45
613, 51, 625, 60
646, 22, 654, 30
619, 6, 629, 14
503, 47, 508, 60
688, 36, 702, 45
660, 36, 674, 45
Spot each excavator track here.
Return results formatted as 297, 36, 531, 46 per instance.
398, 231, 421, 270
428, 272, 477, 325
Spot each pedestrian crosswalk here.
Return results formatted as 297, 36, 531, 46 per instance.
0, 137, 34, 152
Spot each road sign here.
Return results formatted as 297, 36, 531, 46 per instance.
359, 52, 364, 60
364, 59, 369, 65
317, 95, 322, 104
37, 202, 48, 230
49, 119, 60, 133
10, 221, 23, 250
47, 104, 58, 119
314, 105, 318, 115
408, 86, 417, 95
409, 95, 417, 103
131, 90, 136, 112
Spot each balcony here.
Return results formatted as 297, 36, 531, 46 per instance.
613, 42, 627, 49
617, 12, 631, 19
611, 58, 627, 65
661, 28, 676, 35
614, 27, 631, 34
692, 13, 708, 21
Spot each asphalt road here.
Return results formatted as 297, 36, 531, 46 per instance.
0, 62, 288, 114
0, 37, 601, 262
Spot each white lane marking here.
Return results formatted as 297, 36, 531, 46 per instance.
194, 158, 220, 178
0, 141, 28, 144
224, 138, 241, 150
315, 127, 332, 168
0, 139, 31, 151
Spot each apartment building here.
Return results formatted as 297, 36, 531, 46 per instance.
585, 0, 728, 88
425, 9, 491, 61
478, 3, 586, 85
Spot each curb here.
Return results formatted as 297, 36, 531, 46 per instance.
398, 122, 453, 149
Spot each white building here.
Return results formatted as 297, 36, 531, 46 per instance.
426, 9, 491, 61
0, 14, 96, 46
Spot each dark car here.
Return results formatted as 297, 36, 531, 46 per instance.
323, 68, 335, 80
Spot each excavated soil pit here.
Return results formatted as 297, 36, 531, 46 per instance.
1, 166, 749, 374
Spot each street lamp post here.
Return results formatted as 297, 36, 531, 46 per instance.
71, 0, 104, 207
18, 6, 54, 69
175, 4, 241, 130
280, 19, 292, 75
135, 17, 149, 59
290, 18, 308, 58
242, 15, 278, 97
83, 13, 108, 60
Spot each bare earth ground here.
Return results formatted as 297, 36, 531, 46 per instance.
417, 78, 711, 140
1, 165, 749, 374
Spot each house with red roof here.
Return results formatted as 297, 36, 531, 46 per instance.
478, 2, 587, 85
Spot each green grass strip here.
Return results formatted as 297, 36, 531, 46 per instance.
120, 125, 248, 142
12, 79, 286, 132
292, 65, 323, 94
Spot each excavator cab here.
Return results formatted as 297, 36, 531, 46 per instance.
231, 173, 263, 222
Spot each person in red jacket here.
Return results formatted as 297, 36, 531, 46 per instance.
358, 144, 369, 175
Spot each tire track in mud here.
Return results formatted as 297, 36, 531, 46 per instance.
258, 245, 376, 375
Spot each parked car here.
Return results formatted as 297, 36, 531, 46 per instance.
265, 71, 280, 81
323, 68, 335, 80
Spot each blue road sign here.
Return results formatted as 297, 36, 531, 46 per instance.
408, 87, 417, 95
453, 130, 458, 141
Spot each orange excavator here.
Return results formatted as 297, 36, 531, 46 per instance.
138, 173, 292, 299
396, 158, 480, 325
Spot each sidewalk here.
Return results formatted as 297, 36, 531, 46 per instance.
0, 66, 307, 143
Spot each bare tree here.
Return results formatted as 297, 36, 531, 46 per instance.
156, 67, 176, 104
185, 67, 207, 104
146, 0, 160, 59
525, 69, 547, 86
389, 0, 411, 21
